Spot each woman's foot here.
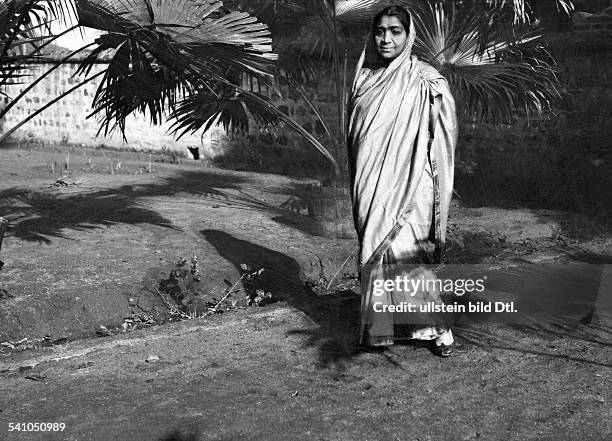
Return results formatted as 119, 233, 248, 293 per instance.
434, 329, 454, 357
433, 342, 454, 357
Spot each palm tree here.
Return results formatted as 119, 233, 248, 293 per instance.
72, 0, 337, 168
0, 0, 575, 175
0, 0, 338, 168
222, 0, 574, 177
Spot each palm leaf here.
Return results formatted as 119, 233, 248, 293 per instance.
80, 34, 190, 137
276, 48, 320, 83
72, 0, 278, 139
333, 0, 383, 25
169, 89, 282, 138
169, 87, 339, 171
411, 1, 560, 122
0, 0, 80, 88
483, 0, 574, 23
76, 0, 276, 66
0, 1, 51, 87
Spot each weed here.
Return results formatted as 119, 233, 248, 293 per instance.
153, 257, 275, 321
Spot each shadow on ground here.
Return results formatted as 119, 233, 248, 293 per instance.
201, 229, 361, 371
0, 169, 319, 244
0, 187, 176, 243
454, 146, 612, 237
2, 165, 609, 250
1, 164, 609, 367
201, 229, 612, 370
158, 428, 200, 441
456, 322, 612, 368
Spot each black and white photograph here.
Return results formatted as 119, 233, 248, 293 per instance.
0, 0, 610, 440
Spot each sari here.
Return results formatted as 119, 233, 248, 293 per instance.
347, 16, 458, 346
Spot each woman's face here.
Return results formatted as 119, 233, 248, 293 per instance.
374, 15, 408, 62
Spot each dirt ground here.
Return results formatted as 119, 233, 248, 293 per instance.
0, 143, 611, 441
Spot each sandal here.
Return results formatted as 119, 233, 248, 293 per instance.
434, 342, 454, 357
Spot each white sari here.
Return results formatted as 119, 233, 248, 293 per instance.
348, 17, 459, 345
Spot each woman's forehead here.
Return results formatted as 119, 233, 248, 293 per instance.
375, 15, 405, 30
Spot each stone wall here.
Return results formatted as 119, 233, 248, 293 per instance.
211, 66, 348, 178
0, 62, 226, 158
572, 2, 612, 36
0, 59, 344, 172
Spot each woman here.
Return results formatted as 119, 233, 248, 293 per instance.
348, 5, 458, 355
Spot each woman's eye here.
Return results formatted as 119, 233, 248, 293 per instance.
392, 30, 402, 35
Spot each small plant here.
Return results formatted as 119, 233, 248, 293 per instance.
246, 289, 273, 307
304, 275, 329, 296
154, 257, 274, 320
205, 265, 273, 313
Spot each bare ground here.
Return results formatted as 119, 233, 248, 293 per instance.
0, 144, 610, 441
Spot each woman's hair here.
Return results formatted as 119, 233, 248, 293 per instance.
372, 5, 411, 35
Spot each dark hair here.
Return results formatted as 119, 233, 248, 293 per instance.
372, 5, 411, 35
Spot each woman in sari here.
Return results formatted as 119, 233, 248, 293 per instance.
348, 5, 458, 356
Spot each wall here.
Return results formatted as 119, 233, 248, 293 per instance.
0, 58, 343, 174
0, 62, 226, 158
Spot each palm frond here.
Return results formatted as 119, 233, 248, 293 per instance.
334, 0, 382, 25
411, 1, 560, 123
276, 48, 320, 83
72, 0, 278, 139
74, 0, 151, 30
0, 0, 55, 87
169, 89, 283, 139
169, 85, 339, 172
79, 34, 191, 138
483, 0, 574, 23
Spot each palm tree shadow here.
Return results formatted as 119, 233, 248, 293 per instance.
0, 169, 323, 244
0, 187, 177, 243
444, 261, 612, 367
455, 322, 612, 368
201, 229, 363, 370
